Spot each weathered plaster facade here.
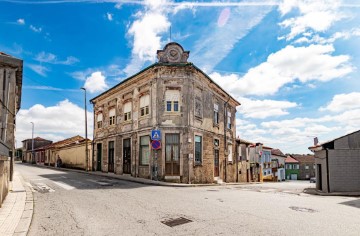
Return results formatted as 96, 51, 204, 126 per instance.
90, 43, 240, 183
0, 52, 22, 205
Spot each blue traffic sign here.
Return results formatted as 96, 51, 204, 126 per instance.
151, 130, 161, 140
151, 140, 161, 150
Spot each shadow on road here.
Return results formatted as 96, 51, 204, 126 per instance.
340, 199, 360, 209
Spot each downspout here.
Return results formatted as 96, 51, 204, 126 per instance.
224, 97, 230, 182
92, 101, 95, 171
236, 142, 238, 182
326, 149, 330, 193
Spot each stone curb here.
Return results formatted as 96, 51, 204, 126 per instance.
14, 174, 34, 236
303, 188, 360, 197
20, 163, 257, 188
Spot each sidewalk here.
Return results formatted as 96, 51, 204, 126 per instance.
304, 188, 360, 197
0, 171, 33, 236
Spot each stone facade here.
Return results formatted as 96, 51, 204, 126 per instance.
22, 137, 52, 163
291, 154, 315, 180
0, 52, 22, 205
90, 42, 240, 183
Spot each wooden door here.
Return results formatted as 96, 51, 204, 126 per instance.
165, 134, 180, 176
123, 139, 131, 174
96, 143, 102, 171
108, 141, 114, 173
214, 149, 219, 177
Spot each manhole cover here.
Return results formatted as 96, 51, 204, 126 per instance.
289, 206, 317, 213
161, 217, 192, 227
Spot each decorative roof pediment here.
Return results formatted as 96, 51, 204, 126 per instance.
157, 42, 189, 63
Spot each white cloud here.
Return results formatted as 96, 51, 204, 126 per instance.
191, 5, 271, 72
107, 12, 113, 21
279, 0, 345, 40
294, 28, 360, 44
210, 44, 353, 96
17, 18, 25, 25
84, 71, 109, 93
28, 64, 49, 77
320, 92, 360, 112
35, 51, 79, 65
124, 0, 171, 76
238, 97, 297, 119
15, 100, 93, 144
30, 24, 42, 33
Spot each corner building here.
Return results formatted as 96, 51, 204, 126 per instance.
90, 43, 240, 183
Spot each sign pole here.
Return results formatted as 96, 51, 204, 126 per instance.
154, 150, 158, 181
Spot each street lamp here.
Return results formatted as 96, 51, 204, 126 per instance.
81, 87, 89, 171
30, 122, 34, 164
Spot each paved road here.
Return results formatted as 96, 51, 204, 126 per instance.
16, 163, 360, 236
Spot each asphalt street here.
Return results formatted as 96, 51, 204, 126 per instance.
16, 163, 360, 236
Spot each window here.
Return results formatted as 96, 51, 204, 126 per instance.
139, 136, 150, 165
140, 94, 150, 117
305, 165, 309, 169
214, 139, 219, 147
195, 135, 202, 164
165, 90, 180, 112
97, 113, 103, 128
264, 171, 266, 176
228, 144, 233, 162
227, 111, 231, 129
313, 164, 316, 169
109, 108, 116, 125
195, 97, 202, 118
288, 164, 292, 169
306, 174, 309, 178
214, 104, 219, 124
295, 164, 299, 169
124, 102, 132, 121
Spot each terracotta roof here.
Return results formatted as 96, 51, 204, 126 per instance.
48, 135, 85, 149
236, 138, 253, 145
291, 154, 315, 163
285, 156, 299, 163
22, 137, 52, 142
271, 149, 286, 157
0, 52, 11, 57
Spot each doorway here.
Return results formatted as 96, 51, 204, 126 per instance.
214, 149, 219, 177
165, 134, 180, 176
123, 138, 131, 174
96, 143, 102, 171
108, 141, 114, 173
317, 164, 322, 191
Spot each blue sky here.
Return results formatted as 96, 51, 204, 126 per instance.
1, 0, 359, 154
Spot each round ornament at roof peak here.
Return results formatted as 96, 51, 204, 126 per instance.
166, 47, 181, 62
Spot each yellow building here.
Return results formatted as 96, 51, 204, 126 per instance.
41, 136, 92, 170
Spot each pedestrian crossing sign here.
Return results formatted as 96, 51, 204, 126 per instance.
151, 130, 161, 140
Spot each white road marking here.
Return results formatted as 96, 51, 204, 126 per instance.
35, 183, 55, 192
52, 181, 75, 190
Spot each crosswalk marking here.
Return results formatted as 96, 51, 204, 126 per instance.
51, 181, 75, 190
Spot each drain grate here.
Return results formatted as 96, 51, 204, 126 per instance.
161, 217, 192, 227
289, 206, 317, 213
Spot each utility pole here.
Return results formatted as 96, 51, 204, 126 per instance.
81, 88, 89, 171
30, 122, 34, 164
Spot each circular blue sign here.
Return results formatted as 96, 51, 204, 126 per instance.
151, 140, 161, 150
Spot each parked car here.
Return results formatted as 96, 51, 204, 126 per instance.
310, 177, 316, 183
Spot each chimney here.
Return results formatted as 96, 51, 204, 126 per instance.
314, 137, 319, 146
